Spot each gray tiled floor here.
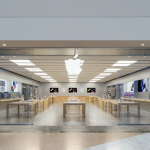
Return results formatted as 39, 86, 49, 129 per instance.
0, 102, 150, 126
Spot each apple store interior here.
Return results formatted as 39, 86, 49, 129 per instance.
0, 47, 150, 128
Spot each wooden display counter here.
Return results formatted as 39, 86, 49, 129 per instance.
0, 98, 21, 102
121, 97, 147, 102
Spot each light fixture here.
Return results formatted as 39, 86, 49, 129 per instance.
34, 73, 47, 75
104, 68, 122, 72
3, 44, 6, 46
10, 60, 35, 66
49, 81, 57, 82
65, 59, 83, 75
95, 76, 105, 78
16, 63, 35, 66
25, 68, 42, 72
89, 81, 96, 82
112, 64, 131, 66
10, 60, 31, 63
92, 79, 101, 80
69, 81, 76, 82
68, 76, 78, 78
99, 73, 112, 76
116, 61, 137, 64
46, 79, 55, 81
69, 79, 77, 81
141, 44, 145, 46
40, 76, 51, 78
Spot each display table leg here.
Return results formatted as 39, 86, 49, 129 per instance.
6, 104, 9, 118
18, 105, 19, 117
138, 104, 140, 117
127, 105, 129, 114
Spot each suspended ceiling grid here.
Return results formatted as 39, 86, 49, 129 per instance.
0, 48, 150, 83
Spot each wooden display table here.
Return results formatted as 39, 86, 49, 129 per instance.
51, 96, 57, 103
0, 98, 21, 102
89, 96, 98, 103
63, 101, 86, 118
121, 97, 145, 102
6, 101, 38, 118
110, 101, 140, 117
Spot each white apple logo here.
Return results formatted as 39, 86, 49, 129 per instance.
65, 59, 82, 75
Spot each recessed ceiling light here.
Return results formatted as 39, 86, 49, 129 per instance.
92, 79, 101, 80
69, 79, 78, 81
40, 76, 51, 78
3, 44, 6, 46
104, 68, 122, 72
10, 60, 35, 66
25, 68, 42, 72
95, 76, 105, 78
49, 81, 57, 82
99, 73, 112, 76
10, 60, 31, 63
34, 73, 47, 75
112, 64, 131, 66
89, 81, 97, 82
141, 44, 145, 46
69, 81, 76, 82
46, 79, 55, 81
16, 63, 35, 66
116, 61, 137, 64
68, 76, 78, 78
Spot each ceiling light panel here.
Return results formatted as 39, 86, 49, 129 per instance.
104, 68, 122, 72
46, 79, 55, 81
34, 73, 47, 75
92, 79, 101, 81
10, 60, 35, 66
99, 73, 112, 76
116, 61, 137, 64
10, 60, 31, 63
40, 76, 51, 78
25, 68, 42, 72
89, 81, 97, 82
95, 76, 105, 78
68, 76, 78, 78
112, 64, 130, 66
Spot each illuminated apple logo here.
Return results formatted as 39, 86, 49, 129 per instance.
65, 59, 83, 75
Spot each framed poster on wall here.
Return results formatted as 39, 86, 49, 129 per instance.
87, 88, 96, 93
11, 81, 18, 92
137, 78, 149, 92
68, 88, 77, 93
50, 88, 58, 93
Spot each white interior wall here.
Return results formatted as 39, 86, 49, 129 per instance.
39, 82, 107, 97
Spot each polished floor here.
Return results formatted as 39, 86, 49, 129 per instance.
0, 132, 143, 150
1, 102, 150, 126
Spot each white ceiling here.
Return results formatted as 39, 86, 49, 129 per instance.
0, 48, 150, 83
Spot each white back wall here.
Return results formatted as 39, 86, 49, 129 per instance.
39, 82, 107, 97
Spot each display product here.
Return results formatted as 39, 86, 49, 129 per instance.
4, 92, 8, 99
50, 88, 58, 93
69, 88, 77, 93
127, 81, 134, 92
138, 78, 149, 92
87, 88, 96, 93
